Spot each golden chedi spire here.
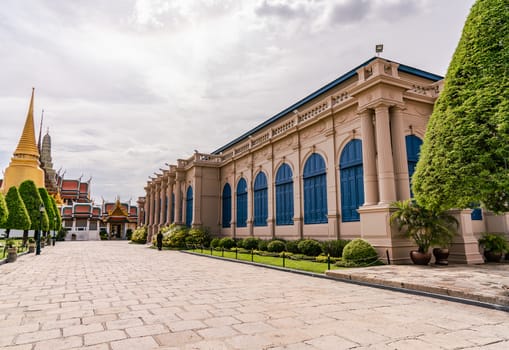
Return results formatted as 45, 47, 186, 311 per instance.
14, 88, 40, 158
1, 88, 45, 193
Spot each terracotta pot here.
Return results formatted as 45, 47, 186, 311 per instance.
410, 250, 432, 265
484, 250, 503, 263
6, 247, 17, 263
433, 248, 450, 265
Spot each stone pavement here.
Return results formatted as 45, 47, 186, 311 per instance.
326, 263, 509, 309
0, 242, 507, 350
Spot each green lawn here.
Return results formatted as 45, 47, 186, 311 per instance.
187, 248, 343, 274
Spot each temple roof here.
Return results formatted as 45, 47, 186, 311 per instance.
13, 88, 40, 158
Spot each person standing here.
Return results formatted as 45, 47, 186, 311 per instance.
156, 231, 163, 251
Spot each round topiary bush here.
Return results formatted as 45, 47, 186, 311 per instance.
297, 239, 322, 256
187, 228, 210, 247
267, 240, 285, 253
210, 238, 221, 248
257, 240, 269, 251
219, 237, 235, 249
285, 240, 300, 253
322, 239, 350, 257
242, 237, 260, 250
131, 227, 147, 244
342, 239, 378, 264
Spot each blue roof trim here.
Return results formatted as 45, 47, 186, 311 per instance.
212, 57, 442, 155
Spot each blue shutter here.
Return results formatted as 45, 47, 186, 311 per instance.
405, 135, 423, 196
254, 172, 268, 226
340, 139, 364, 222
276, 164, 294, 225
236, 178, 247, 227
303, 154, 328, 224
222, 184, 232, 228
185, 186, 193, 227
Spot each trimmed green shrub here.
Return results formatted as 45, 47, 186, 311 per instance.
126, 229, 133, 240
285, 240, 300, 253
131, 227, 147, 244
219, 237, 235, 249
267, 240, 285, 253
187, 227, 210, 247
338, 239, 380, 267
99, 228, 108, 240
257, 240, 269, 251
2, 186, 30, 237
210, 238, 221, 248
322, 240, 350, 257
241, 237, 260, 250
298, 239, 322, 256
0, 193, 7, 227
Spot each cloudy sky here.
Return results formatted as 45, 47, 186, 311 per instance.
0, 0, 475, 204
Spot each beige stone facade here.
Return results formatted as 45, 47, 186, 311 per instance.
140, 57, 508, 264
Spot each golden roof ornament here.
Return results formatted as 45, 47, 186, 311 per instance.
13, 87, 40, 159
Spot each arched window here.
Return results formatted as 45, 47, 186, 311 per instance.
303, 153, 328, 224
222, 184, 232, 228
340, 139, 364, 222
253, 172, 268, 226
275, 163, 294, 225
185, 186, 193, 227
406, 135, 423, 196
236, 178, 247, 227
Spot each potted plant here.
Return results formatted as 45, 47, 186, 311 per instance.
478, 233, 508, 262
28, 238, 36, 253
5, 238, 17, 263
390, 200, 457, 265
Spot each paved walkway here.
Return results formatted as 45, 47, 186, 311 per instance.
0, 242, 507, 350
326, 263, 509, 309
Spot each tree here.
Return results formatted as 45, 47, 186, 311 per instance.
0, 193, 8, 227
38, 188, 54, 236
49, 195, 62, 232
413, 0, 509, 213
19, 180, 48, 244
2, 186, 31, 238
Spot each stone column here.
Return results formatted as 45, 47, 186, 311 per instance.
391, 107, 411, 200
167, 179, 174, 225
193, 168, 202, 227
360, 109, 378, 206
160, 180, 167, 226
175, 173, 183, 224
154, 182, 160, 232
374, 104, 396, 204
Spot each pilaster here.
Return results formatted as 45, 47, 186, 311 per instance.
374, 104, 396, 204
391, 106, 411, 200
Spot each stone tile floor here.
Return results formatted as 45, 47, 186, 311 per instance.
0, 241, 508, 349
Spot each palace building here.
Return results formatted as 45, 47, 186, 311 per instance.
140, 57, 509, 264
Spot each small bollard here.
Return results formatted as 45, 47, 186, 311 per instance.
210, 247, 213, 255
201, 245, 203, 253
282, 251, 285, 268
222, 247, 224, 257
235, 248, 238, 259
251, 249, 254, 262
327, 253, 331, 271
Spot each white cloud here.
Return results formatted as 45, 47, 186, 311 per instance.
0, 0, 475, 202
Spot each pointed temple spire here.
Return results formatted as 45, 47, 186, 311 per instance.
37, 109, 44, 154
13, 88, 40, 158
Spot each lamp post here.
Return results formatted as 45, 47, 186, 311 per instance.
36, 204, 45, 255
52, 216, 57, 246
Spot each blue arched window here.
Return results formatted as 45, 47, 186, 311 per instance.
340, 139, 364, 222
236, 178, 247, 227
185, 186, 193, 227
303, 153, 328, 224
406, 135, 423, 196
275, 163, 294, 225
222, 184, 232, 228
170, 193, 175, 223
253, 172, 268, 226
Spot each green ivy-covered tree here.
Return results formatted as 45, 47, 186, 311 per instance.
2, 186, 31, 238
19, 180, 48, 244
0, 193, 8, 227
50, 195, 62, 232
413, 0, 509, 213
38, 188, 54, 238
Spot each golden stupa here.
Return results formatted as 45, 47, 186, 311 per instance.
1, 88, 45, 193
